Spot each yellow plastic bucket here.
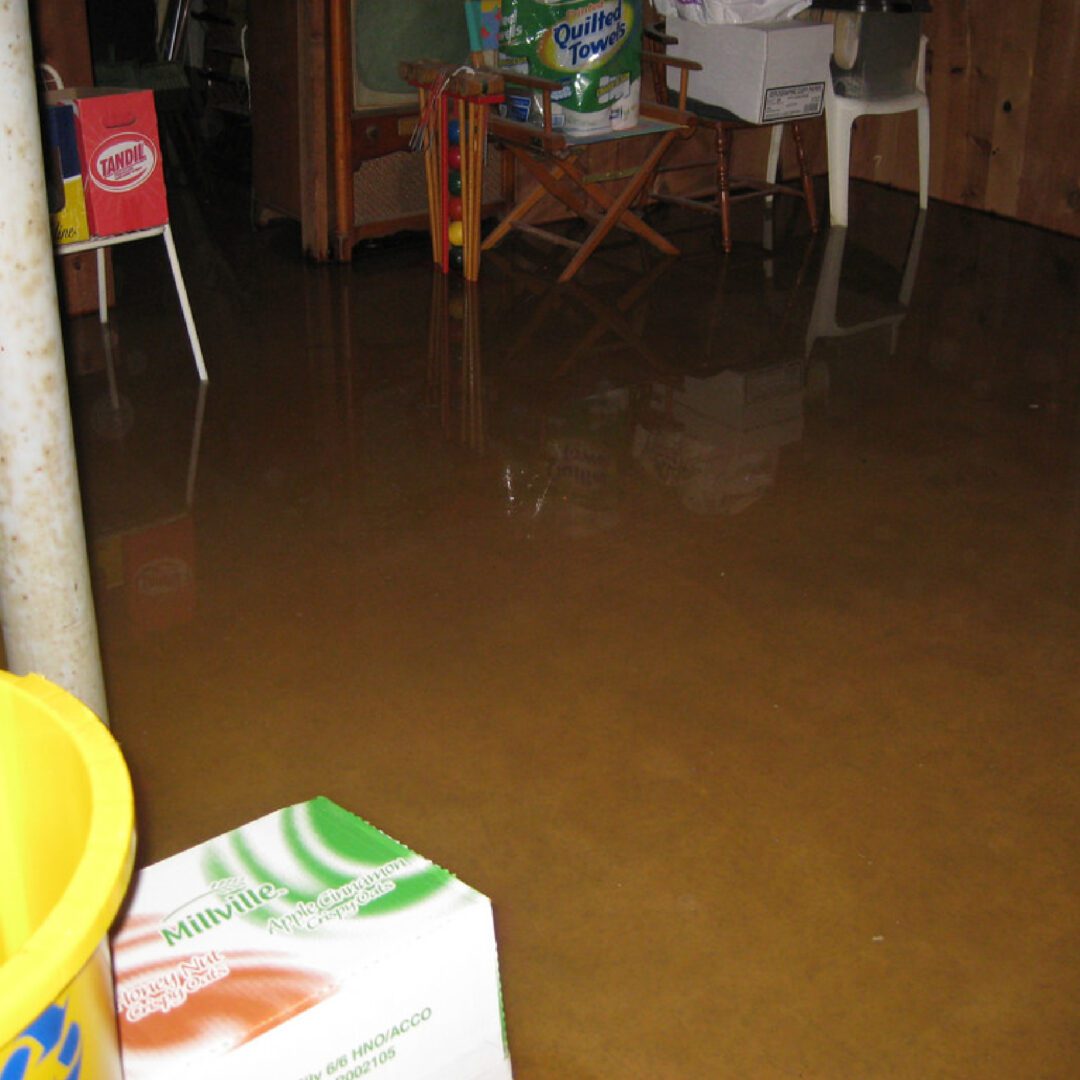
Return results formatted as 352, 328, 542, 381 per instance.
0, 672, 135, 1080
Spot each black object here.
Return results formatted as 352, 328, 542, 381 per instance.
814, 1, 931, 99
87, 0, 159, 65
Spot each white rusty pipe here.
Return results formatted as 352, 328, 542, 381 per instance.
0, 0, 108, 721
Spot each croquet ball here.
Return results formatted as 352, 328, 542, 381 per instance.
448, 195, 463, 221
449, 246, 464, 271
448, 220, 464, 246
448, 146, 462, 169
448, 118, 460, 145
448, 170, 462, 196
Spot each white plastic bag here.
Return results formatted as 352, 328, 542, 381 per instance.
654, 0, 812, 25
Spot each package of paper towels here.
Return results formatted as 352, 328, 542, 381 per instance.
500, 0, 643, 134
654, 0, 810, 24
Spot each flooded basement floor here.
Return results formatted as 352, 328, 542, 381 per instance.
64, 180, 1079, 1079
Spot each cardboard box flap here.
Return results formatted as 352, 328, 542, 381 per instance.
113, 799, 475, 954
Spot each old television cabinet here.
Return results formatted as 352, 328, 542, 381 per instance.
251, 0, 502, 261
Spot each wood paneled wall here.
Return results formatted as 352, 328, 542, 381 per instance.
847, 1, 1080, 237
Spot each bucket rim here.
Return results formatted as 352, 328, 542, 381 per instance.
0, 672, 135, 1049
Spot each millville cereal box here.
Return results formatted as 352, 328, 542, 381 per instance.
111, 798, 513, 1080
44, 103, 90, 245
49, 88, 168, 238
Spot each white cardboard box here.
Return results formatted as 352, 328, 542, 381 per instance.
666, 19, 833, 124
111, 798, 512, 1080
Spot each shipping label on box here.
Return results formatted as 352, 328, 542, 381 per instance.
45, 103, 90, 245
112, 798, 512, 1080
666, 19, 832, 124
50, 88, 168, 237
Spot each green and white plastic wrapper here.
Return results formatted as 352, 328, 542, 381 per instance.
500, 0, 642, 134
111, 798, 512, 1080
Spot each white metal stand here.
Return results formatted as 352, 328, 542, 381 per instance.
61, 223, 209, 383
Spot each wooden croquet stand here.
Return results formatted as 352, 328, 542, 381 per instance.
400, 61, 505, 284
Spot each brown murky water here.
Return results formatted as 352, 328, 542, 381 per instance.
65, 181, 1079, 1078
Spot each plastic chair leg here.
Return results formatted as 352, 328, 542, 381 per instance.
917, 101, 930, 211
764, 123, 784, 209
805, 223, 848, 358
826, 104, 854, 227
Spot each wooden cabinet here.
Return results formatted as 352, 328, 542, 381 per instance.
250, 0, 432, 261
251, 1, 504, 261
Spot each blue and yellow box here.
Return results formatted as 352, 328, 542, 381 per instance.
45, 104, 90, 245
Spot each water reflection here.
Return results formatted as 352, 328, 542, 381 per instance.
805, 212, 927, 359
633, 363, 805, 516
426, 238, 813, 521
505, 385, 631, 535
428, 276, 485, 452
88, 381, 207, 635
486, 248, 676, 378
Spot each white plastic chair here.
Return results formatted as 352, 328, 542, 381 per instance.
825, 34, 929, 227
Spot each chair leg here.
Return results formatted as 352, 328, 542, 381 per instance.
825, 101, 854, 227
765, 123, 783, 209
805, 223, 848, 358
791, 121, 818, 233
917, 101, 930, 211
716, 124, 733, 254
558, 131, 680, 282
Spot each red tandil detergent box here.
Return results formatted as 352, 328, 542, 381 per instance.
48, 88, 168, 237
111, 798, 513, 1080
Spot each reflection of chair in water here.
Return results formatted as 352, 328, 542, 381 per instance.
640, 205, 816, 382
702, 207, 819, 368
804, 211, 927, 358
484, 247, 676, 381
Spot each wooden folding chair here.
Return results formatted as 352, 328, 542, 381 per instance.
482, 54, 700, 284
651, 110, 819, 255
